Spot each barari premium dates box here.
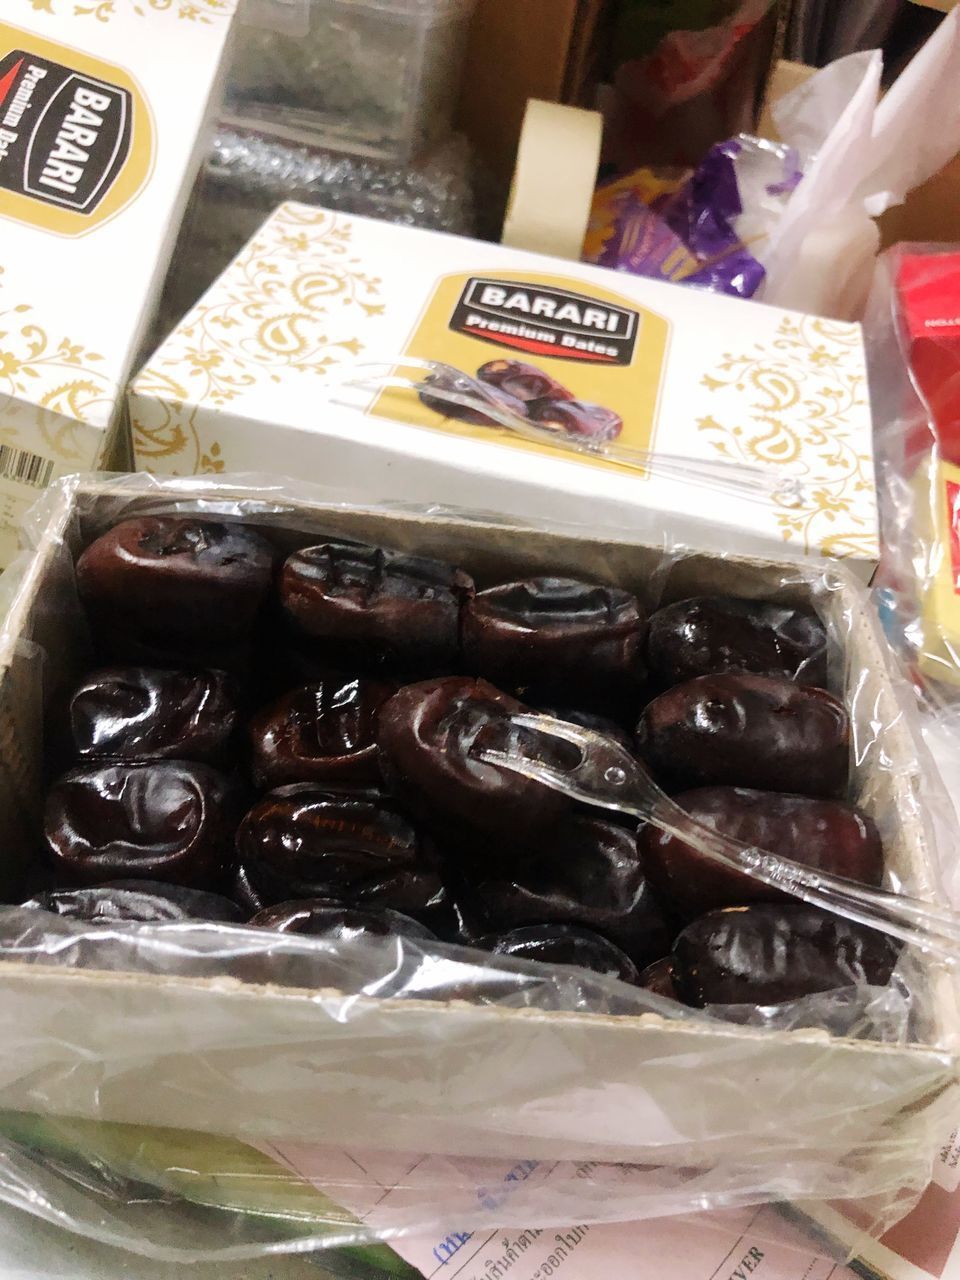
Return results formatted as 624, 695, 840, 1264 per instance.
130, 203, 880, 577
0, 474, 952, 1198
0, 1, 237, 568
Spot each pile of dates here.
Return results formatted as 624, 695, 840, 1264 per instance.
21, 515, 901, 1012
419, 359, 624, 443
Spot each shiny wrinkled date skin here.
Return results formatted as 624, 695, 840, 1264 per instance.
637, 672, 850, 796
376, 676, 570, 844
235, 786, 456, 935
642, 787, 883, 921
242, 900, 436, 992
462, 578, 646, 699
481, 924, 641, 986
70, 667, 239, 765
672, 903, 901, 1006
474, 816, 671, 968
237, 787, 421, 894
281, 541, 473, 674
43, 761, 238, 888
646, 597, 828, 688
250, 900, 435, 942
249, 677, 394, 789
637, 956, 678, 1000
76, 517, 274, 658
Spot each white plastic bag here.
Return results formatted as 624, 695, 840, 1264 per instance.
762, 8, 960, 318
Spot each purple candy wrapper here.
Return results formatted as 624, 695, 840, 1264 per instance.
596, 200, 701, 287
591, 134, 803, 300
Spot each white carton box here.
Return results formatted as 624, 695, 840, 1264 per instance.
130, 203, 880, 575
0, 0, 237, 566
0, 476, 952, 1195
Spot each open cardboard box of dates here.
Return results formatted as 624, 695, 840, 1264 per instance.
0, 472, 956, 1244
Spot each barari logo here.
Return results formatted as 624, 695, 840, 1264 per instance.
0, 48, 132, 213
450, 277, 640, 365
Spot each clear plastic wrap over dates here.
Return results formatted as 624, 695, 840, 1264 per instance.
0, 471, 955, 1269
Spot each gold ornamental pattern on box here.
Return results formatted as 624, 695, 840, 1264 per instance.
131, 205, 383, 473
24, 0, 236, 24
130, 202, 876, 565
697, 315, 875, 559
0, 267, 116, 463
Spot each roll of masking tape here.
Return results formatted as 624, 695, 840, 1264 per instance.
501, 99, 603, 261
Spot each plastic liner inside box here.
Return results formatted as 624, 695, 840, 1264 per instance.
158, 124, 476, 341
228, 0, 477, 160
0, 473, 956, 1263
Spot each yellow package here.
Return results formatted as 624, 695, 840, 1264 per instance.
582, 167, 685, 265
914, 454, 960, 687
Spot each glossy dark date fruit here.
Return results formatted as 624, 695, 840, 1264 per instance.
376, 677, 570, 843
249, 899, 435, 942
636, 673, 849, 797
44, 761, 237, 887
528, 398, 623, 442
637, 957, 678, 1000
236, 786, 423, 902
76, 518, 274, 651
646, 596, 828, 688
23, 883, 244, 924
280, 541, 473, 674
672, 904, 901, 1006
642, 787, 883, 920
249, 678, 394, 788
69, 667, 238, 765
349, 866, 459, 937
237, 851, 462, 939
418, 366, 527, 426
461, 578, 645, 695
482, 924, 640, 985
477, 360, 574, 405
474, 817, 671, 966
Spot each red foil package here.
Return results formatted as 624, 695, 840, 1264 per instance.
867, 245, 960, 696
895, 252, 960, 469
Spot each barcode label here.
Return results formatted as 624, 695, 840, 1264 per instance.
0, 445, 54, 489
